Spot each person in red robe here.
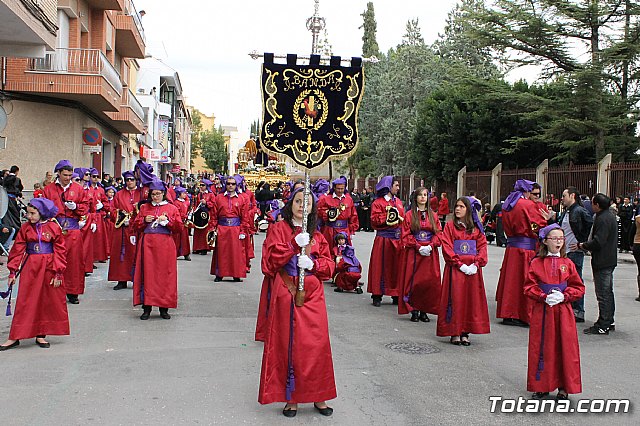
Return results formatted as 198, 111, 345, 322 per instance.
496, 179, 547, 326
525, 224, 584, 400
332, 232, 362, 293
210, 176, 249, 281
132, 179, 182, 320
429, 193, 439, 212
236, 175, 256, 272
398, 187, 442, 322
75, 168, 96, 276
258, 187, 336, 417
192, 179, 215, 255
103, 187, 117, 258
317, 176, 359, 254
437, 197, 490, 346
89, 169, 109, 263
43, 160, 89, 304
172, 186, 191, 261
0, 199, 68, 351
367, 176, 405, 306
437, 192, 450, 230
109, 172, 141, 290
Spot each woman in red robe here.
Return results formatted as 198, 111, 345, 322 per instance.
109, 172, 141, 291
398, 187, 442, 322
0, 198, 68, 350
210, 176, 249, 281
367, 176, 405, 306
103, 187, 116, 258
437, 197, 490, 345
172, 187, 191, 261
259, 188, 336, 418
524, 224, 584, 400
132, 180, 182, 320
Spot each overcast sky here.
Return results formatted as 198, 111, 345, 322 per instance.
135, 0, 463, 139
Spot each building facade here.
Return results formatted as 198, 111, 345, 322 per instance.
0, 0, 146, 188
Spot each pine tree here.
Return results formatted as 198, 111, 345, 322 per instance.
359, 2, 380, 57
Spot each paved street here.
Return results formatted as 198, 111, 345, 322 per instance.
1, 231, 639, 425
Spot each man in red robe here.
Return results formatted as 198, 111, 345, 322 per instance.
496, 179, 547, 326
89, 168, 109, 263
109, 171, 141, 290
317, 176, 359, 254
367, 176, 405, 306
172, 186, 191, 261
236, 174, 256, 272
43, 160, 90, 304
210, 176, 250, 281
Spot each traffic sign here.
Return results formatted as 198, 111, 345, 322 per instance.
83, 128, 102, 146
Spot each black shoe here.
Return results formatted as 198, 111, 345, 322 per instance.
184, 255, 191, 261
419, 312, 430, 322
140, 306, 151, 320
410, 311, 419, 322
92, 265, 97, 270
372, 299, 381, 307
313, 403, 333, 416
391, 296, 398, 305
502, 318, 528, 327
282, 406, 297, 418
460, 333, 470, 346
233, 278, 242, 282
84, 273, 90, 277
583, 325, 609, 335
532, 392, 549, 399
574, 316, 585, 323
0, 340, 19, 351
636, 296, 640, 302
555, 392, 569, 400
609, 324, 616, 331
334, 287, 344, 293
214, 276, 223, 282
199, 251, 208, 255
449, 336, 461, 346
67, 295, 79, 304
35, 338, 50, 348
113, 281, 127, 290
159, 309, 171, 320
355, 287, 363, 294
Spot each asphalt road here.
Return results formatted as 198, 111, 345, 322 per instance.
0, 231, 638, 425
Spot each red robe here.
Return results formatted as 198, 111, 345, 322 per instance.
239, 191, 255, 269
209, 192, 249, 278
132, 201, 182, 308
192, 191, 215, 252
6, 220, 69, 339
317, 192, 359, 253
398, 210, 442, 315
525, 256, 584, 394
43, 181, 89, 295
255, 242, 273, 342
429, 196, 439, 212
495, 197, 547, 322
332, 245, 361, 291
108, 188, 141, 282
103, 197, 115, 257
91, 185, 110, 262
436, 221, 490, 336
367, 195, 405, 297
173, 197, 191, 257
258, 221, 336, 404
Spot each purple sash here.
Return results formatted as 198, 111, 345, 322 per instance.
283, 255, 315, 276
327, 219, 348, 228
58, 217, 80, 231
453, 240, 477, 256
538, 281, 567, 294
219, 217, 241, 227
414, 230, 434, 242
507, 236, 537, 251
346, 266, 360, 273
144, 224, 171, 235
376, 228, 401, 240
26, 241, 53, 254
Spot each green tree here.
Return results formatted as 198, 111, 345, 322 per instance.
189, 108, 204, 168
201, 126, 227, 172
359, 2, 380, 57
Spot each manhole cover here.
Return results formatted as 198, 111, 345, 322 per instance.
384, 342, 440, 355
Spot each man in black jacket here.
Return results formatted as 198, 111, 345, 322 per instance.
574, 193, 617, 335
542, 186, 593, 322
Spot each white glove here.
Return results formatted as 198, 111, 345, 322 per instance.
467, 264, 478, 275
295, 232, 310, 247
78, 220, 86, 229
459, 264, 471, 275
124, 219, 130, 226
545, 289, 565, 306
158, 219, 169, 227
90, 223, 97, 233
418, 245, 432, 256
129, 236, 136, 245
239, 233, 246, 240
96, 201, 103, 211
297, 254, 314, 271
64, 201, 77, 210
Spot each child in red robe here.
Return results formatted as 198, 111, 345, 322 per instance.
437, 196, 490, 346
332, 232, 363, 294
0, 198, 68, 351
524, 223, 584, 400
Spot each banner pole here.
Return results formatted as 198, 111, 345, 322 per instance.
295, 171, 311, 306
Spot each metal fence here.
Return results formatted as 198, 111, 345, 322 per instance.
546, 163, 597, 211
464, 170, 492, 206
500, 168, 536, 201
608, 162, 640, 199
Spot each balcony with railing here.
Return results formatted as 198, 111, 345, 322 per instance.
113, 0, 145, 58
4, 48, 123, 112
105, 88, 145, 134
